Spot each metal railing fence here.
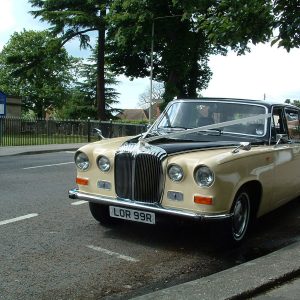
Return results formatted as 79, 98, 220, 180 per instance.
0, 116, 147, 146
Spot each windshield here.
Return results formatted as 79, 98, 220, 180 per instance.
152, 100, 268, 140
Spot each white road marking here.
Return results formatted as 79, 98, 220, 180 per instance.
23, 162, 74, 170
86, 245, 139, 262
0, 213, 38, 226
65, 151, 76, 154
71, 200, 87, 206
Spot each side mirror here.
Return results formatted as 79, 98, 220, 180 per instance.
232, 142, 251, 153
93, 128, 105, 140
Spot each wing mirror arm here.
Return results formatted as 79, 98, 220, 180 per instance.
232, 142, 252, 154
93, 128, 106, 140
275, 134, 290, 146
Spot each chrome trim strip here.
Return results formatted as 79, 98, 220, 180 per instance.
68, 189, 233, 221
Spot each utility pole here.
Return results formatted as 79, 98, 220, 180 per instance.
149, 15, 182, 125
149, 21, 154, 125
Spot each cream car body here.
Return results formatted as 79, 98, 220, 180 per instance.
69, 98, 300, 244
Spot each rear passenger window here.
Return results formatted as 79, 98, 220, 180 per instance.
285, 108, 300, 142
271, 107, 287, 143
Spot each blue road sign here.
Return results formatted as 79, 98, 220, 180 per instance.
0, 91, 7, 116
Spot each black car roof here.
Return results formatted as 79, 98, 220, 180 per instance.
174, 98, 298, 110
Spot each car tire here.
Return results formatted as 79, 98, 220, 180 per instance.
229, 189, 251, 243
211, 188, 251, 247
89, 202, 116, 226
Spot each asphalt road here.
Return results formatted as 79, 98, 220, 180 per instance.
0, 152, 299, 300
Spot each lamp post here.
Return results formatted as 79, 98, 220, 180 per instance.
149, 21, 154, 125
148, 15, 183, 125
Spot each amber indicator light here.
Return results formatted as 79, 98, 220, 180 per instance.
76, 177, 89, 186
194, 195, 213, 205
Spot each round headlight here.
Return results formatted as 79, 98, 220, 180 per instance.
194, 165, 214, 187
75, 152, 90, 171
97, 156, 111, 172
168, 164, 184, 182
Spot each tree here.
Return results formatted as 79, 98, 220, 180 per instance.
137, 82, 164, 109
176, 0, 274, 55
58, 53, 120, 119
0, 30, 77, 118
108, 0, 299, 109
272, 0, 300, 51
177, 0, 299, 52
107, 0, 213, 106
29, 0, 110, 120
285, 99, 300, 108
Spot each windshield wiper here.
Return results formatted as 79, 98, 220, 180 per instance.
196, 129, 223, 136
146, 126, 188, 137
160, 126, 190, 131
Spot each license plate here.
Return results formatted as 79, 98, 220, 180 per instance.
109, 206, 155, 224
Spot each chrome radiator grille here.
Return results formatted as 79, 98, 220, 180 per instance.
115, 143, 167, 203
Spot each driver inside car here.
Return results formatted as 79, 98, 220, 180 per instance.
196, 104, 214, 127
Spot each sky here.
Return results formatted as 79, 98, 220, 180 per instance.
1, 0, 300, 109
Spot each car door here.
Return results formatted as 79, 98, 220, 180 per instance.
271, 106, 300, 209
285, 106, 300, 195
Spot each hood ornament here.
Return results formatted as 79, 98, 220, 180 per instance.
136, 139, 151, 152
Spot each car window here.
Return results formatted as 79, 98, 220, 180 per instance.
158, 102, 182, 128
285, 108, 300, 142
271, 107, 287, 140
220, 104, 266, 136
156, 101, 268, 138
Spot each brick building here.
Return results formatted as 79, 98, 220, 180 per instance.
0, 91, 22, 117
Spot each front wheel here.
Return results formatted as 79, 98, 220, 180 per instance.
211, 189, 251, 246
89, 202, 116, 226
230, 190, 251, 242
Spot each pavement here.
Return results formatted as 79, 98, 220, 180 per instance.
0, 143, 299, 300
0, 143, 86, 156
133, 240, 300, 300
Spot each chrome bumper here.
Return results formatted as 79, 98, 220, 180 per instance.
68, 189, 232, 221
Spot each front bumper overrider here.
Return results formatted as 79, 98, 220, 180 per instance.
69, 188, 233, 221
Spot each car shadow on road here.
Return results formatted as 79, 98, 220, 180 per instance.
89, 197, 300, 300
100, 196, 300, 261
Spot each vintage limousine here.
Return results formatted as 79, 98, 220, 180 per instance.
69, 98, 300, 244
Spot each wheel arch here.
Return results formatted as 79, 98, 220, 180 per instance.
235, 180, 263, 219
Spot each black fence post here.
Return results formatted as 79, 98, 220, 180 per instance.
87, 117, 91, 142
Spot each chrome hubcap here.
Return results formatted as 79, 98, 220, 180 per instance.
232, 192, 250, 240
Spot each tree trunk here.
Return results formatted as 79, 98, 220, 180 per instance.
96, 12, 106, 120
36, 100, 44, 119
164, 70, 179, 102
